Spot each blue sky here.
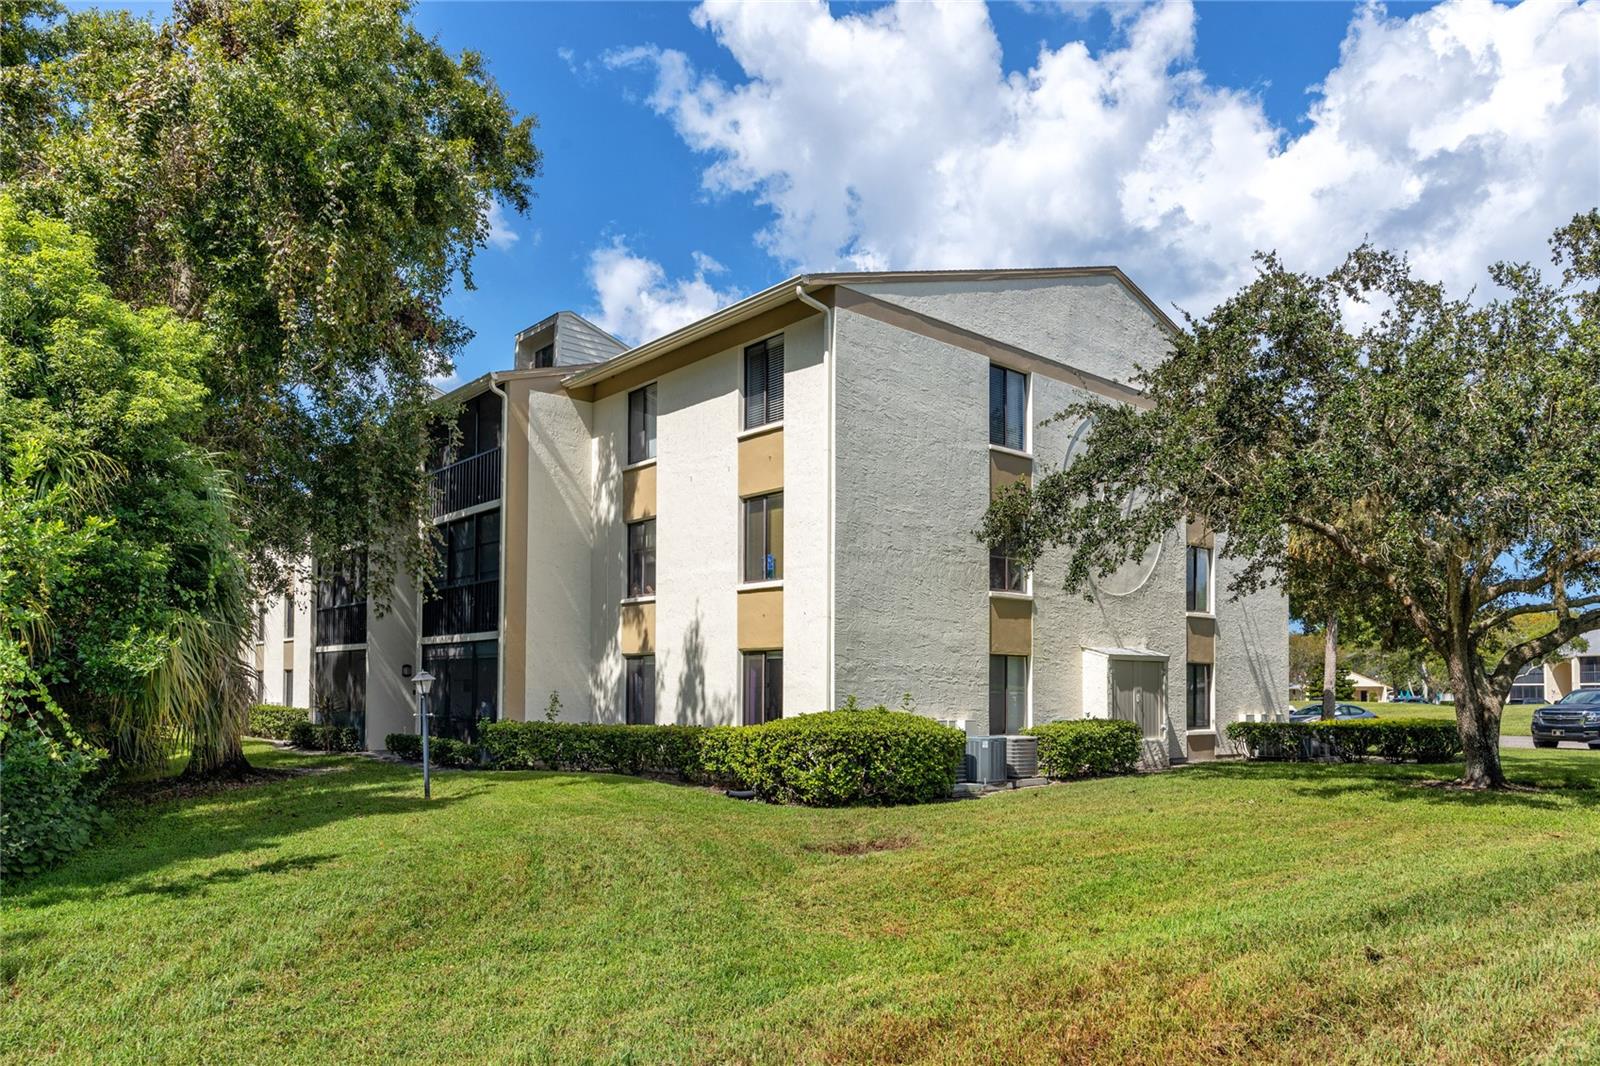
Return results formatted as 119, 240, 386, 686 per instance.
88, 2, 1600, 386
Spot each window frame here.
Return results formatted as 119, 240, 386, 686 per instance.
1186, 662, 1213, 730
741, 651, 783, 725
742, 334, 785, 431
627, 382, 657, 466
284, 594, 295, 639
1580, 657, 1600, 688
741, 492, 784, 585
988, 364, 1029, 452
988, 654, 1030, 734
627, 518, 657, 600
624, 655, 656, 725
989, 549, 1028, 594
283, 668, 294, 705
1185, 545, 1213, 615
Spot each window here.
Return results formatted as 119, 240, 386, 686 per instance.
1186, 663, 1212, 729
1509, 664, 1546, 704
1186, 546, 1212, 614
742, 493, 783, 583
990, 550, 1025, 593
533, 343, 555, 369
625, 656, 655, 725
743, 335, 785, 429
989, 364, 1027, 450
256, 610, 265, 643
430, 392, 503, 469
316, 551, 368, 646
988, 655, 1028, 733
284, 594, 295, 639
423, 512, 500, 636
742, 652, 783, 725
627, 519, 656, 598
1581, 657, 1600, 688
420, 639, 497, 741
628, 382, 657, 465
283, 669, 294, 705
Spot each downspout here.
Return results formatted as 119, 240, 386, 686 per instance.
486, 372, 510, 724
794, 284, 836, 709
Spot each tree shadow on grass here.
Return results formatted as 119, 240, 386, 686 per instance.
8, 758, 483, 907
1179, 756, 1600, 811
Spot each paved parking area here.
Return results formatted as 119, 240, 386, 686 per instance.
1502, 734, 1596, 751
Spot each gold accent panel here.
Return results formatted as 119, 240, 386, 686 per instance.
1187, 615, 1216, 664
501, 379, 529, 721
1187, 732, 1217, 761
737, 587, 783, 650
1186, 519, 1214, 549
738, 426, 784, 498
623, 463, 658, 521
620, 602, 655, 655
989, 597, 1033, 656
990, 449, 1032, 495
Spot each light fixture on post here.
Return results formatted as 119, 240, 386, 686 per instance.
411, 670, 435, 799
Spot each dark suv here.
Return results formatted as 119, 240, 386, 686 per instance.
1530, 690, 1600, 749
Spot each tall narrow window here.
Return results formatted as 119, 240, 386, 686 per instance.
1186, 546, 1212, 613
625, 656, 656, 724
284, 594, 295, 639
742, 652, 783, 725
742, 492, 783, 583
628, 382, 657, 464
627, 519, 656, 598
283, 669, 295, 706
989, 550, 1025, 593
988, 655, 1028, 734
1186, 663, 1212, 729
256, 610, 266, 643
743, 335, 785, 429
989, 364, 1027, 450
1581, 657, 1600, 688
533, 343, 555, 369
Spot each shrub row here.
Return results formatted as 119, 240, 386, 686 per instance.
288, 721, 361, 753
384, 733, 478, 767
1024, 719, 1143, 778
246, 703, 308, 741
1, 727, 108, 879
476, 709, 966, 806
1225, 718, 1462, 763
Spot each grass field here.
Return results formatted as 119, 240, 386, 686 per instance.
1322, 701, 1538, 736
4, 742, 1599, 1064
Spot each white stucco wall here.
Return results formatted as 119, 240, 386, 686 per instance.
1211, 538, 1290, 749
778, 315, 830, 715
255, 576, 312, 707
365, 566, 419, 747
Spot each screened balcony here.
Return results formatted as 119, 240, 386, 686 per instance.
431, 446, 501, 518
422, 578, 499, 637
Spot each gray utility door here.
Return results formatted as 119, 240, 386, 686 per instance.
1111, 658, 1166, 739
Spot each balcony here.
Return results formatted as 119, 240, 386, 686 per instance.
423, 578, 499, 637
315, 602, 367, 647
431, 448, 501, 519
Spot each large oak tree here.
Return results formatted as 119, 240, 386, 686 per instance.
983, 212, 1600, 788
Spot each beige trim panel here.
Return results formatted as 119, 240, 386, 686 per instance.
738, 426, 784, 498
620, 602, 655, 656
737, 587, 784, 650
1187, 732, 1217, 762
1186, 519, 1214, 549
1187, 615, 1216, 664
834, 287, 1153, 410
501, 379, 529, 720
990, 450, 1032, 495
989, 597, 1033, 656
623, 463, 657, 522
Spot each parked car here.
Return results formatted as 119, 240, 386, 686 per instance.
1290, 703, 1379, 723
1530, 690, 1600, 749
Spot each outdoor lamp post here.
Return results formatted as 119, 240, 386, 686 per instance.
412, 670, 435, 799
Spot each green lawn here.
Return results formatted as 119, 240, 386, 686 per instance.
1351, 701, 1537, 736
4, 743, 1599, 1064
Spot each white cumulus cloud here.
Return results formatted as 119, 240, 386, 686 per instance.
586, 237, 743, 345
604, 0, 1599, 316
484, 199, 521, 251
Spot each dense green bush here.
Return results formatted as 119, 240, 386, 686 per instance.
482, 721, 717, 780
1225, 719, 1462, 763
246, 704, 307, 740
1, 728, 107, 878
385, 733, 422, 760
385, 734, 479, 767
702, 709, 965, 807
1025, 719, 1142, 778
288, 721, 361, 753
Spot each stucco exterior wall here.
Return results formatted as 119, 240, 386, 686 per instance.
1211, 538, 1290, 750
365, 567, 419, 746
778, 315, 829, 714
254, 576, 312, 707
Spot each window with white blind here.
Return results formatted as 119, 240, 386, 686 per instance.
742, 492, 783, 584
743, 335, 784, 430
628, 382, 656, 465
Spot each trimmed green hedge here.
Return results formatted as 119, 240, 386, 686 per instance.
701, 709, 965, 807
1, 727, 107, 879
246, 703, 307, 741
1225, 718, 1462, 763
288, 721, 361, 753
1025, 719, 1142, 778
384, 734, 478, 767
481, 721, 716, 780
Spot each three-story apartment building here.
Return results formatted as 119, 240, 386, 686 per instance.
296, 268, 1288, 763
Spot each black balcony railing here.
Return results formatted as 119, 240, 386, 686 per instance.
423, 578, 499, 637
431, 448, 501, 518
315, 602, 368, 646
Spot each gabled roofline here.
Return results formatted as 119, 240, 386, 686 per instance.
514, 309, 625, 349
559, 266, 1179, 391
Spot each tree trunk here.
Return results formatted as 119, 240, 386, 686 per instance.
182, 729, 254, 780
1448, 658, 1505, 789
1322, 612, 1338, 720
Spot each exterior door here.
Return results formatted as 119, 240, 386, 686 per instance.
1111, 658, 1165, 739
